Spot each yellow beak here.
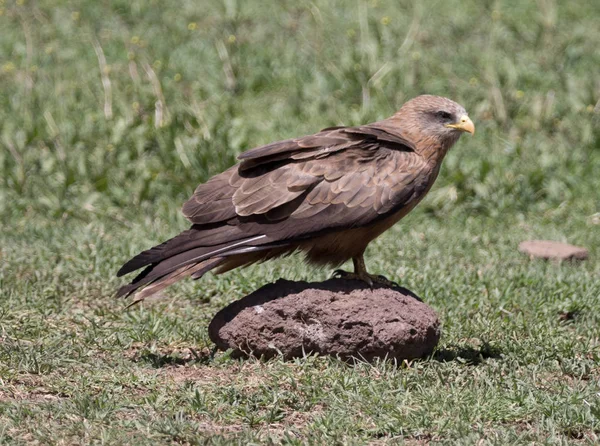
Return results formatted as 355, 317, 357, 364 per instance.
445, 115, 475, 135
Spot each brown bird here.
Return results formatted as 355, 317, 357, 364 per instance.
117, 95, 474, 301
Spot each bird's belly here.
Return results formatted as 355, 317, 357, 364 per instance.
299, 199, 421, 267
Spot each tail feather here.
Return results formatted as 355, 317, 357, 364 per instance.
116, 228, 274, 300
117, 226, 265, 278
122, 257, 225, 304
117, 228, 207, 277
117, 243, 168, 277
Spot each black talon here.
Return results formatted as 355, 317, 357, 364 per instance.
374, 274, 400, 288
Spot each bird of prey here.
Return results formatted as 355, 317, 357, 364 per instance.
117, 95, 474, 301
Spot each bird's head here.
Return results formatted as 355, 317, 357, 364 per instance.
392, 95, 474, 156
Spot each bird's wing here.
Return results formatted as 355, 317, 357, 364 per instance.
237, 147, 433, 243
181, 125, 421, 227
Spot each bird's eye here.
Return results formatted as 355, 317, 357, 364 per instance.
436, 111, 453, 120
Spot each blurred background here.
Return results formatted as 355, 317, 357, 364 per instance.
2, 0, 598, 226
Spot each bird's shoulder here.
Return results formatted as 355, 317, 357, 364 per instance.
236, 122, 418, 172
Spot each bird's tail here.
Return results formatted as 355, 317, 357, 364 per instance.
118, 257, 224, 306
115, 229, 268, 302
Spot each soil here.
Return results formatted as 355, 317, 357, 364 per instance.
209, 278, 441, 362
518, 240, 588, 261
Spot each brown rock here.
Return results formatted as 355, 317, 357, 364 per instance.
518, 240, 589, 261
208, 279, 440, 362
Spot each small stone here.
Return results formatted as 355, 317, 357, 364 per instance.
208, 279, 441, 362
518, 240, 588, 261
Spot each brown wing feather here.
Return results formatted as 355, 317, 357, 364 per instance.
181, 128, 429, 239
225, 148, 433, 242
236, 128, 350, 167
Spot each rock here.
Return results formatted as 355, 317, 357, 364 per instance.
208, 279, 440, 362
518, 240, 588, 261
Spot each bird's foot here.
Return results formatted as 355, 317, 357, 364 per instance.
332, 269, 400, 288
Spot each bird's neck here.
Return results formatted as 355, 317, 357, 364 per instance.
425, 132, 461, 164
377, 116, 460, 164
400, 126, 457, 164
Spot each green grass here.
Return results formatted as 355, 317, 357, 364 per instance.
1, 0, 599, 444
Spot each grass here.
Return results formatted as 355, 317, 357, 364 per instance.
1, 0, 599, 443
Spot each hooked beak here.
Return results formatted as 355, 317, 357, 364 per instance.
445, 115, 475, 135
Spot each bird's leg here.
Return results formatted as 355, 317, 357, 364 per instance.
332, 254, 399, 288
